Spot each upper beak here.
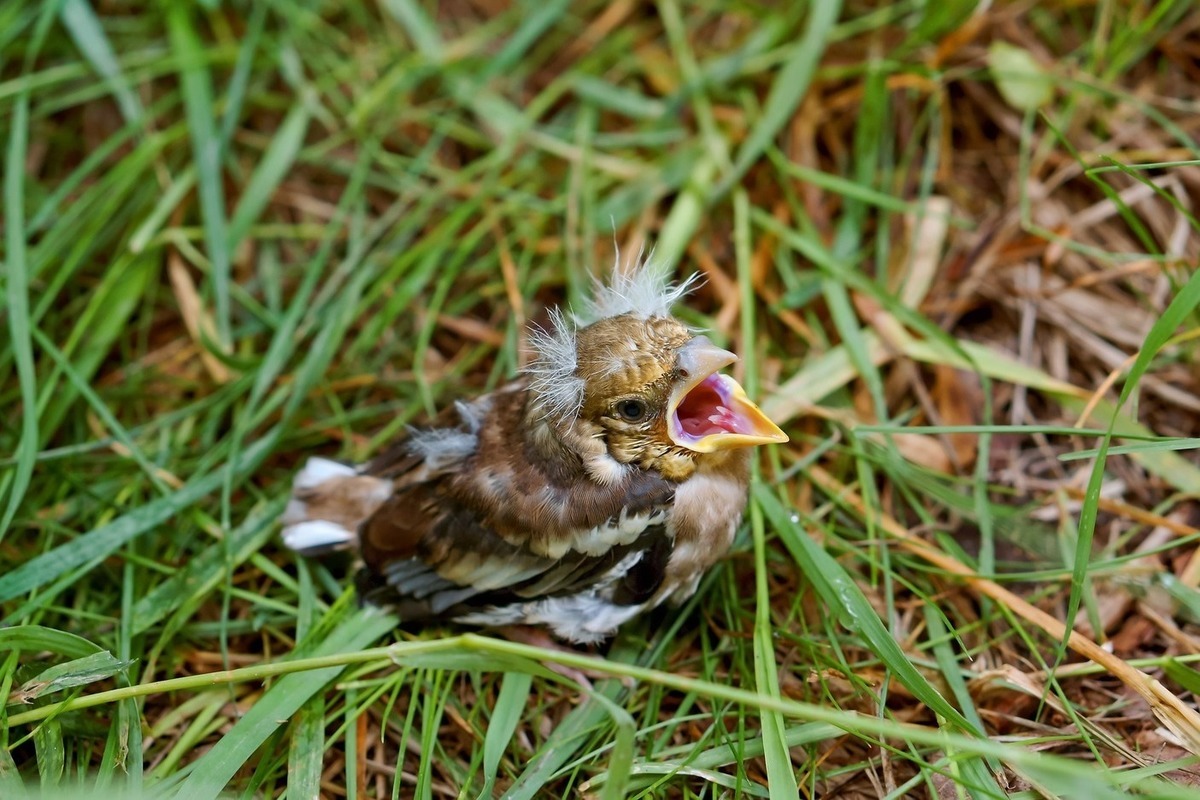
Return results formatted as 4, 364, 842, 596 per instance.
667, 337, 789, 453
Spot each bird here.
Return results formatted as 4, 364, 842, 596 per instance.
279, 262, 788, 643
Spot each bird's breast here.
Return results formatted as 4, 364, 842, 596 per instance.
660, 458, 751, 603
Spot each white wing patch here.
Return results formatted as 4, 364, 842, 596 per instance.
454, 550, 652, 644
567, 505, 669, 556
282, 457, 382, 553
293, 457, 355, 489
281, 520, 356, 552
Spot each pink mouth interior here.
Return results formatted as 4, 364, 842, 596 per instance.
673, 374, 750, 444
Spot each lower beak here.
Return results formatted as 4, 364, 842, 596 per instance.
667, 339, 789, 453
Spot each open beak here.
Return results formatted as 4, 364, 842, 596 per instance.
666, 337, 789, 453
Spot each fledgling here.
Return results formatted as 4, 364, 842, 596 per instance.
280, 263, 788, 643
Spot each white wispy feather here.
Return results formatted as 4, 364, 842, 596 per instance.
578, 254, 701, 324
407, 427, 478, 469
526, 306, 587, 419
405, 397, 491, 468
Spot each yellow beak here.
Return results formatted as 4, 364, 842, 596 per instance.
666, 338, 789, 453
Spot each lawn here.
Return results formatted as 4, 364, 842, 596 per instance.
3, 1, 1200, 797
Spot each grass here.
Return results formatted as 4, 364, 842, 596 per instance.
3, 0, 1200, 797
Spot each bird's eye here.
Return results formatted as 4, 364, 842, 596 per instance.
617, 399, 646, 421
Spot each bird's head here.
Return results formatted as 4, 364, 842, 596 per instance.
526, 266, 787, 483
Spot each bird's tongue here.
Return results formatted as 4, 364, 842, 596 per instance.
669, 373, 788, 453
676, 377, 754, 437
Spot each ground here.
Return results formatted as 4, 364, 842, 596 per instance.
3, 1, 1200, 797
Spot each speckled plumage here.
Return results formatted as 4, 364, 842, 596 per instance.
281, 263, 787, 643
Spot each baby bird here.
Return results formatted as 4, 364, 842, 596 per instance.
281, 264, 787, 643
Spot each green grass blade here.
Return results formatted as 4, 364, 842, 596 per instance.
30, 327, 172, 494
750, 499, 800, 794
0, 439, 270, 606
586, 688, 636, 800
59, 0, 144, 123
736, 187, 798, 792
479, 0, 570, 81
3, 633, 1191, 798
36, 254, 159, 444
377, 0, 524, 139
571, 76, 666, 120
1067, 266, 1200, 654
216, 1, 266, 148
227, 102, 311, 252
654, 153, 716, 270
500, 680, 626, 799
585, 723, 845, 794
1059, 437, 1200, 460
924, 607, 1000, 790
755, 485, 982, 738
33, 720, 64, 791
16, 651, 133, 702
129, 496, 286, 636
28, 97, 156, 234
105, 553, 144, 794
170, 607, 396, 800
128, 167, 196, 253
287, 693, 326, 800
0, 0, 56, 540
167, 3, 232, 349
479, 671, 533, 798
378, 0, 443, 60
823, 275, 886, 416
0, 746, 27, 800
1, 88, 36, 544
346, 687, 361, 800
719, 0, 843, 194
0, 627, 104, 659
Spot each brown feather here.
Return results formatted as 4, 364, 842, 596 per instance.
360, 387, 676, 568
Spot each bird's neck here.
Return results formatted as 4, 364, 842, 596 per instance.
519, 395, 589, 476
521, 394, 633, 487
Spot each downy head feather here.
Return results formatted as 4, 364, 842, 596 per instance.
525, 254, 698, 420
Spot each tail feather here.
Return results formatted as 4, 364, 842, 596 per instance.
281, 457, 391, 555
